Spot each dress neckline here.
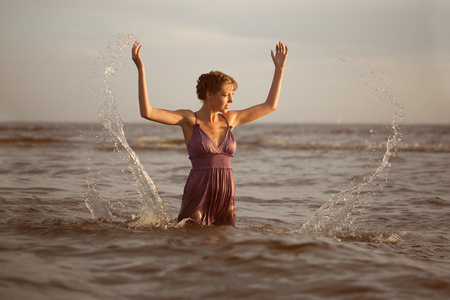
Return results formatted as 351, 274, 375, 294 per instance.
193, 112, 232, 149
196, 124, 230, 149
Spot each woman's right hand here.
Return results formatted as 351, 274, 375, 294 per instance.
132, 41, 144, 70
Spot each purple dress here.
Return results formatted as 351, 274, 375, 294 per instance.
178, 113, 236, 226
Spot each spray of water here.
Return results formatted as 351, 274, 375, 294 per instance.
301, 54, 404, 235
302, 117, 401, 233
84, 34, 171, 227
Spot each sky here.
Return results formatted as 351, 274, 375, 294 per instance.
0, 0, 449, 124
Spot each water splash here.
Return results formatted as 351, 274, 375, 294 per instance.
84, 34, 171, 227
300, 55, 404, 235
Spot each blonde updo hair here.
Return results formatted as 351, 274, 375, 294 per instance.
196, 71, 238, 101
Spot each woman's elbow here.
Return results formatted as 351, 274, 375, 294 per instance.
140, 111, 151, 120
263, 102, 277, 113
269, 104, 277, 112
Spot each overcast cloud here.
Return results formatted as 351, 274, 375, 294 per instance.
1, 0, 449, 124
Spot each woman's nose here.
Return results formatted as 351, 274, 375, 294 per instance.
228, 95, 233, 103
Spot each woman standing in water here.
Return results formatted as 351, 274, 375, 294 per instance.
132, 41, 288, 226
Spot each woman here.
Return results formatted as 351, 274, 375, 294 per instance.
132, 41, 288, 226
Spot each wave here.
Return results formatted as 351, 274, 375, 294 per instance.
92, 136, 450, 153
127, 136, 186, 150
0, 124, 46, 131
1, 133, 448, 153
253, 138, 450, 153
0, 136, 61, 146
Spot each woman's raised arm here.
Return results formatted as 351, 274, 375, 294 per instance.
132, 42, 190, 126
226, 41, 288, 126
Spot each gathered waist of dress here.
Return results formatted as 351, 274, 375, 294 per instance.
189, 153, 233, 170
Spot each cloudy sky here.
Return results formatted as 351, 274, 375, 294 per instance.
1, 0, 449, 124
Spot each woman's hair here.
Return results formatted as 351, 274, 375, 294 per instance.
196, 71, 238, 101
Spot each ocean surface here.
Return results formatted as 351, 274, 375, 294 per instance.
1, 121, 449, 300
1, 34, 450, 299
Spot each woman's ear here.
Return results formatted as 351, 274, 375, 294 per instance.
205, 90, 212, 100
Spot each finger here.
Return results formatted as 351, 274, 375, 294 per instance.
132, 42, 139, 53
279, 42, 287, 54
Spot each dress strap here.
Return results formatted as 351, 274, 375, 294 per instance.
194, 112, 198, 125
219, 114, 230, 127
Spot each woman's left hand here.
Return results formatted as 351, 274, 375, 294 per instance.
132, 41, 144, 70
271, 41, 288, 69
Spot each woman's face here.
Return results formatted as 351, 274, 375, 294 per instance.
208, 84, 234, 113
